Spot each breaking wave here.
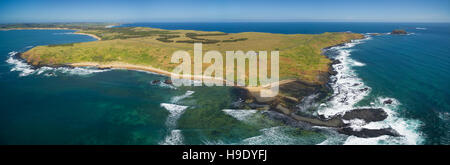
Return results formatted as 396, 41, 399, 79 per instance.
6, 51, 109, 77
160, 103, 188, 128
159, 91, 192, 145
318, 38, 372, 117
317, 37, 424, 145
171, 90, 194, 103
6, 51, 35, 76
160, 129, 184, 145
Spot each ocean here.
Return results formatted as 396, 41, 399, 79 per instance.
0, 22, 449, 144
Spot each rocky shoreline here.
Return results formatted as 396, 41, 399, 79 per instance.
231, 37, 400, 138
14, 36, 398, 138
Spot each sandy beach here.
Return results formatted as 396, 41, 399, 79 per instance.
74, 32, 102, 40
70, 62, 281, 98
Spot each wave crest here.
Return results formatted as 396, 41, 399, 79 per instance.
6, 51, 109, 77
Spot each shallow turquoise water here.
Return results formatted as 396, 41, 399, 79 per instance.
0, 30, 324, 144
0, 23, 449, 144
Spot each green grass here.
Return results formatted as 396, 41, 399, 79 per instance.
22, 26, 364, 84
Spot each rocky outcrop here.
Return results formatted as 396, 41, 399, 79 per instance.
338, 127, 400, 138
229, 36, 398, 138
391, 29, 407, 35
151, 80, 161, 85
383, 99, 393, 105
164, 79, 172, 85
262, 108, 400, 138
342, 108, 388, 123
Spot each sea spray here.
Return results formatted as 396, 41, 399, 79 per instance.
171, 90, 194, 103
6, 51, 109, 77
318, 36, 424, 145
6, 51, 35, 76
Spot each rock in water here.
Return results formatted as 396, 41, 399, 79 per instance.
391, 29, 407, 35
342, 108, 388, 123
338, 127, 400, 138
164, 79, 173, 84
151, 80, 161, 85
383, 99, 393, 105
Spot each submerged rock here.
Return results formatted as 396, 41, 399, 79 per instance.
151, 80, 161, 85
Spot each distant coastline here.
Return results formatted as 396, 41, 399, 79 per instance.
0, 27, 71, 31
0, 28, 102, 41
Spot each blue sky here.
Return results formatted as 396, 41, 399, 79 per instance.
0, 0, 449, 23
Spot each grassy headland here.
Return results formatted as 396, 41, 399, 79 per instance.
8, 23, 381, 131
19, 25, 363, 85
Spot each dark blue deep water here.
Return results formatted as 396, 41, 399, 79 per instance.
1, 23, 449, 144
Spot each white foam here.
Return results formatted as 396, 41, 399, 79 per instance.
53, 67, 108, 75
318, 38, 372, 117
343, 119, 367, 131
6, 51, 35, 77
317, 37, 424, 145
222, 109, 258, 121
416, 27, 427, 30
160, 103, 188, 127
349, 59, 366, 67
6, 51, 109, 77
171, 90, 194, 103
202, 140, 227, 145
159, 129, 184, 145
160, 103, 189, 145
240, 126, 298, 145
158, 82, 177, 89
438, 111, 450, 121
344, 135, 391, 145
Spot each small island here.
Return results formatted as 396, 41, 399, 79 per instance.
391, 29, 408, 35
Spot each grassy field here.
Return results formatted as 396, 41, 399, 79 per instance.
22, 26, 364, 84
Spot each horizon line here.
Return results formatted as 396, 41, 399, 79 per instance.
1, 21, 450, 24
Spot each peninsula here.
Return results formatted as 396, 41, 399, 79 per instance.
5, 23, 398, 138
